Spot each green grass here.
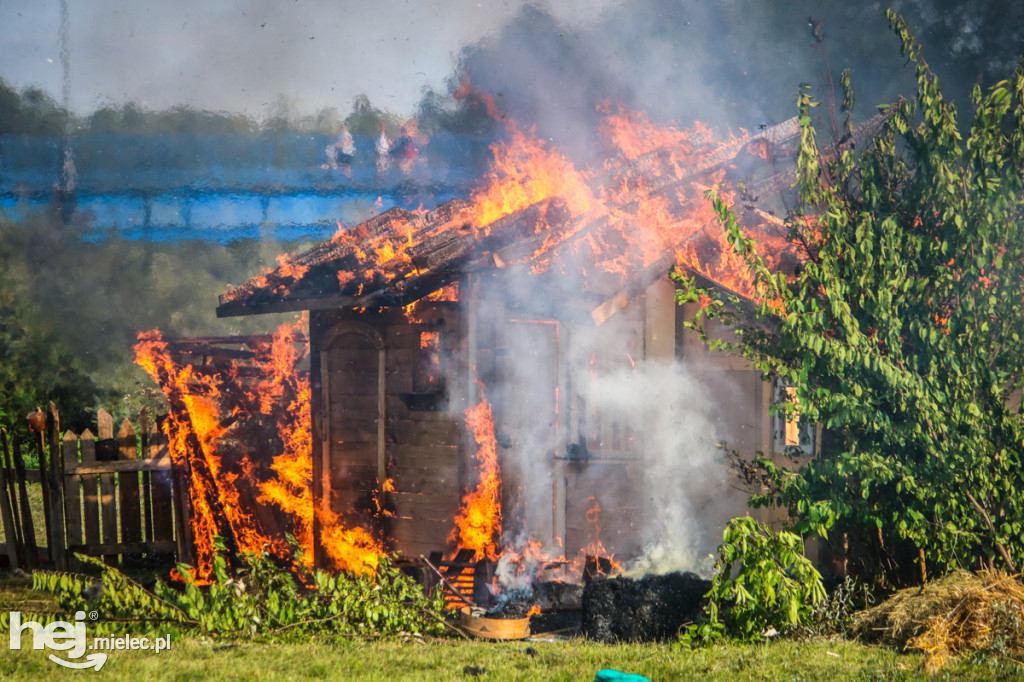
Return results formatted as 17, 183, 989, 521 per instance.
2, 574, 1023, 681
4, 633, 1023, 681
2, 568, 1022, 682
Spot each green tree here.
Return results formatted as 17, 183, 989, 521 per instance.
0, 212, 100, 436
678, 11, 1024, 587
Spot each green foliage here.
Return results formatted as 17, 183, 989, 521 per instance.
0, 79, 68, 135
28, 543, 447, 641
684, 517, 825, 646
172, 542, 449, 639
344, 94, 403, 138
0, 209, 299, 433
24, 554, 195, 636
793, 575, 873, 640
677, 12, 1024, 586
0, 214, 101, 435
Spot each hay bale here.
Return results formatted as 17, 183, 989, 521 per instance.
852, 569, 1024, 672
852, 570, 981, 647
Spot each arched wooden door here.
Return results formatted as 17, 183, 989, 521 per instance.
318, 321, 388, 548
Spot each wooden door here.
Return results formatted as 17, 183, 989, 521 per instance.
319, 322, 387, 539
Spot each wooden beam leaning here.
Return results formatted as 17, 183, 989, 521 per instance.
32, 416, 52, 567
11, 440, 38, 569
0, 429, 23, 568
46, 403, 66, 570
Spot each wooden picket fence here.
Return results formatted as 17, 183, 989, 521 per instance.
0, 404, 184, 571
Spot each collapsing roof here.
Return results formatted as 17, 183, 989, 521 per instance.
217, 113, 888, 320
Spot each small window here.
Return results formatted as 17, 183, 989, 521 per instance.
413, 330, 441, 393
773, 383, 815, 456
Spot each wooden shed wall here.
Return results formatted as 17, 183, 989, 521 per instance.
310, 304, 465, 565
307, 275, 775, 568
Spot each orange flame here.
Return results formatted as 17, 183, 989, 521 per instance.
449, 385, 502, 560
135, 318, 384, 581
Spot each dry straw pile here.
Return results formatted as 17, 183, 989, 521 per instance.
852, 569, 1024, 672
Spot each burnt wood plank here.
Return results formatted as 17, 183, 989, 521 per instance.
391, 419, 459, 446
385, 368, 414, 395
329, 442, 378, 463
329, 420, 380, 443
329, 394, 379, 413
328, 377, 380, 398
390, 492, 458, 522
330, 488, 377, 516
390, 520, 452, 550
384, 326, 421, 349
331, 465, 379, 492
324, 347, 381, 369
329, 404, 379, 424
386, 444, 459, 470
389, 468, 460, 496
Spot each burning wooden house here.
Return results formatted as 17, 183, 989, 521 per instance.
140, 108, 887, 585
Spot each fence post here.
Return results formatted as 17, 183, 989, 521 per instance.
140, 408, 153, 544
62, 430, 83, 571
46, 403, 66, 570
79, 430, 101, 550
31, 409, 53, 566
11, 439, 38, 569
97, 410, 118, 566
0, 429, 23, 569
149, 423, 175, 556
118, 419, 142, 566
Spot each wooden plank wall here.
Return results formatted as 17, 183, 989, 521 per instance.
384, 304, 462, 559
562, 461, 643, 559
318, 305, 463, 561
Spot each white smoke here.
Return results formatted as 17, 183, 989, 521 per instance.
583, 360, 740, 578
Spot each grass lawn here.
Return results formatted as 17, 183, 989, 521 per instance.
2, 570, 1022, 682
4, 632, 1023, 681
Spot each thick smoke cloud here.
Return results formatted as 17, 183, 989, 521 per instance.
440, 0, 1024, 158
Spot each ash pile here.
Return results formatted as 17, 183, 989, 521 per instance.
581, 571, 711, 642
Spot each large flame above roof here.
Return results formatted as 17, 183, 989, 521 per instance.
217, 105, 884, 321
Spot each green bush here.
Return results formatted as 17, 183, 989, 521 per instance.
684, 517, 825, 645
677, 10, 1024, 586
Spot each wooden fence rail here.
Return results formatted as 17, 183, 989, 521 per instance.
0, 405, 181, 571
